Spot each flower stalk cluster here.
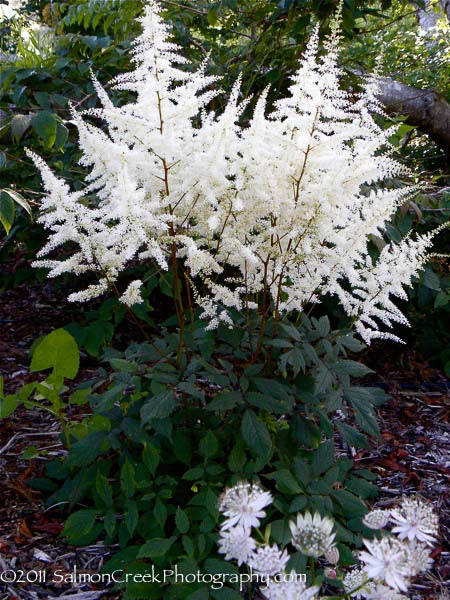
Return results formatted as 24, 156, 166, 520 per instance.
216, 484, 439, 600
28, 0, 445, 345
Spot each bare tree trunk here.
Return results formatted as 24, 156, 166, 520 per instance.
376, 78, 450, 160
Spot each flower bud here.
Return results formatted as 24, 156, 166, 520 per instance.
325, 546, 340, 564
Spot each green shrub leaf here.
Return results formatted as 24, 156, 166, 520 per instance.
30, 329, 79, 379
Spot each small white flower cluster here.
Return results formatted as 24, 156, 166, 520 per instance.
28, 0, 446, 342
217, 481, 331, 599
352, 497, 439, 598
216, 484, 440, 600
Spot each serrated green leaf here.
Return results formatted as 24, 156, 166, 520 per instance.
63, 509, 96, 541
137, 536, 176, 558
120, 460, 135, 498
175, 506, 190, 534
337, 422, 368, 449
125, 500, 139, 536
142, 443, 160, 476
96, 472, 113, 506
206, 390, 242, 412
141, 390, 177, 422
265, 469, 302, 494
241, 410, 272, 461
312, 440, 335, 476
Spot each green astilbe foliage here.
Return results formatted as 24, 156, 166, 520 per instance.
3, 313, 387, 597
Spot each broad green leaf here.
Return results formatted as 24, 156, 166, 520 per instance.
55, 120, 69, 149
332, 489, 367, 517
104, 509, 116, 538
228, 443, 246, 473
31, 111, 57, 147
337, 422, 368, 449
96, 472, 113, 506
334, 360, 374, 378
246, 392, 287, 414
265, 469, 302, 494
140, 390, 177, 422
63, 509, 97, 540
142, 443, 160, 476
125, 500, 139, 536
207, 8, 218, 26
153, 497, 167, 528
137, 536, 176, 558
199, 431, 219, 459
120, 460, 135, 498
10, 113, 31, 143
206, 390, 242, 412
30, 328, 79, 379
312, 440, 335, 476
109, 358, 138, 372
2, 188, 32, 218
175, 506, 190, 534
67, 431, 108, 468
0, 191, 15, 234
241, 410, 272, 461
0, 396, 19, 418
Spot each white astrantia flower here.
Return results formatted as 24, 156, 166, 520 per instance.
247, 543, 290, 576
263, 571, 320, 600
359, 536, 410, 592
120, 280, 143, 306
218, 481, 273, 531
363, 508, 391, 530
343, 567, 372, 598
217, 525, 256, 566
404, 540, 434, 576
27, 0, 444, 342
289, 512, 336, 558
390, 497, 439, 546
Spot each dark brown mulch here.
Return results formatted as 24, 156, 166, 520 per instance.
1, 281, 449, 599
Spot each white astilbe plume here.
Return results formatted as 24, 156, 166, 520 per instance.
27, 0, 442, 341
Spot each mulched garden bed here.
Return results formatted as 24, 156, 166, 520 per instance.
1, 281, 449, 599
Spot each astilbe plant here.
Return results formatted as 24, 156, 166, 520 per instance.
27, 0, 442, 345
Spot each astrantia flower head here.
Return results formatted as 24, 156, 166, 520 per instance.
217, 525, 256, 566
247, 543, 290, 576
343, 567, 372, 598
218, 481, 273, 531
404, 540, 434, 576
363, 508, 391, 530
289, 511, 336, 557
263, 571, 320, 600
390, 497, 439, 545
359, 536, 410, 592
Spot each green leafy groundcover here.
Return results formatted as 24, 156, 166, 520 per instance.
1, 313, 387, 598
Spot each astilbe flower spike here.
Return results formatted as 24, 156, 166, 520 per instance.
27, 0, 444, 343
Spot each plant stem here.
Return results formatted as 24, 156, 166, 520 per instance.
309, 556, 316, 583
